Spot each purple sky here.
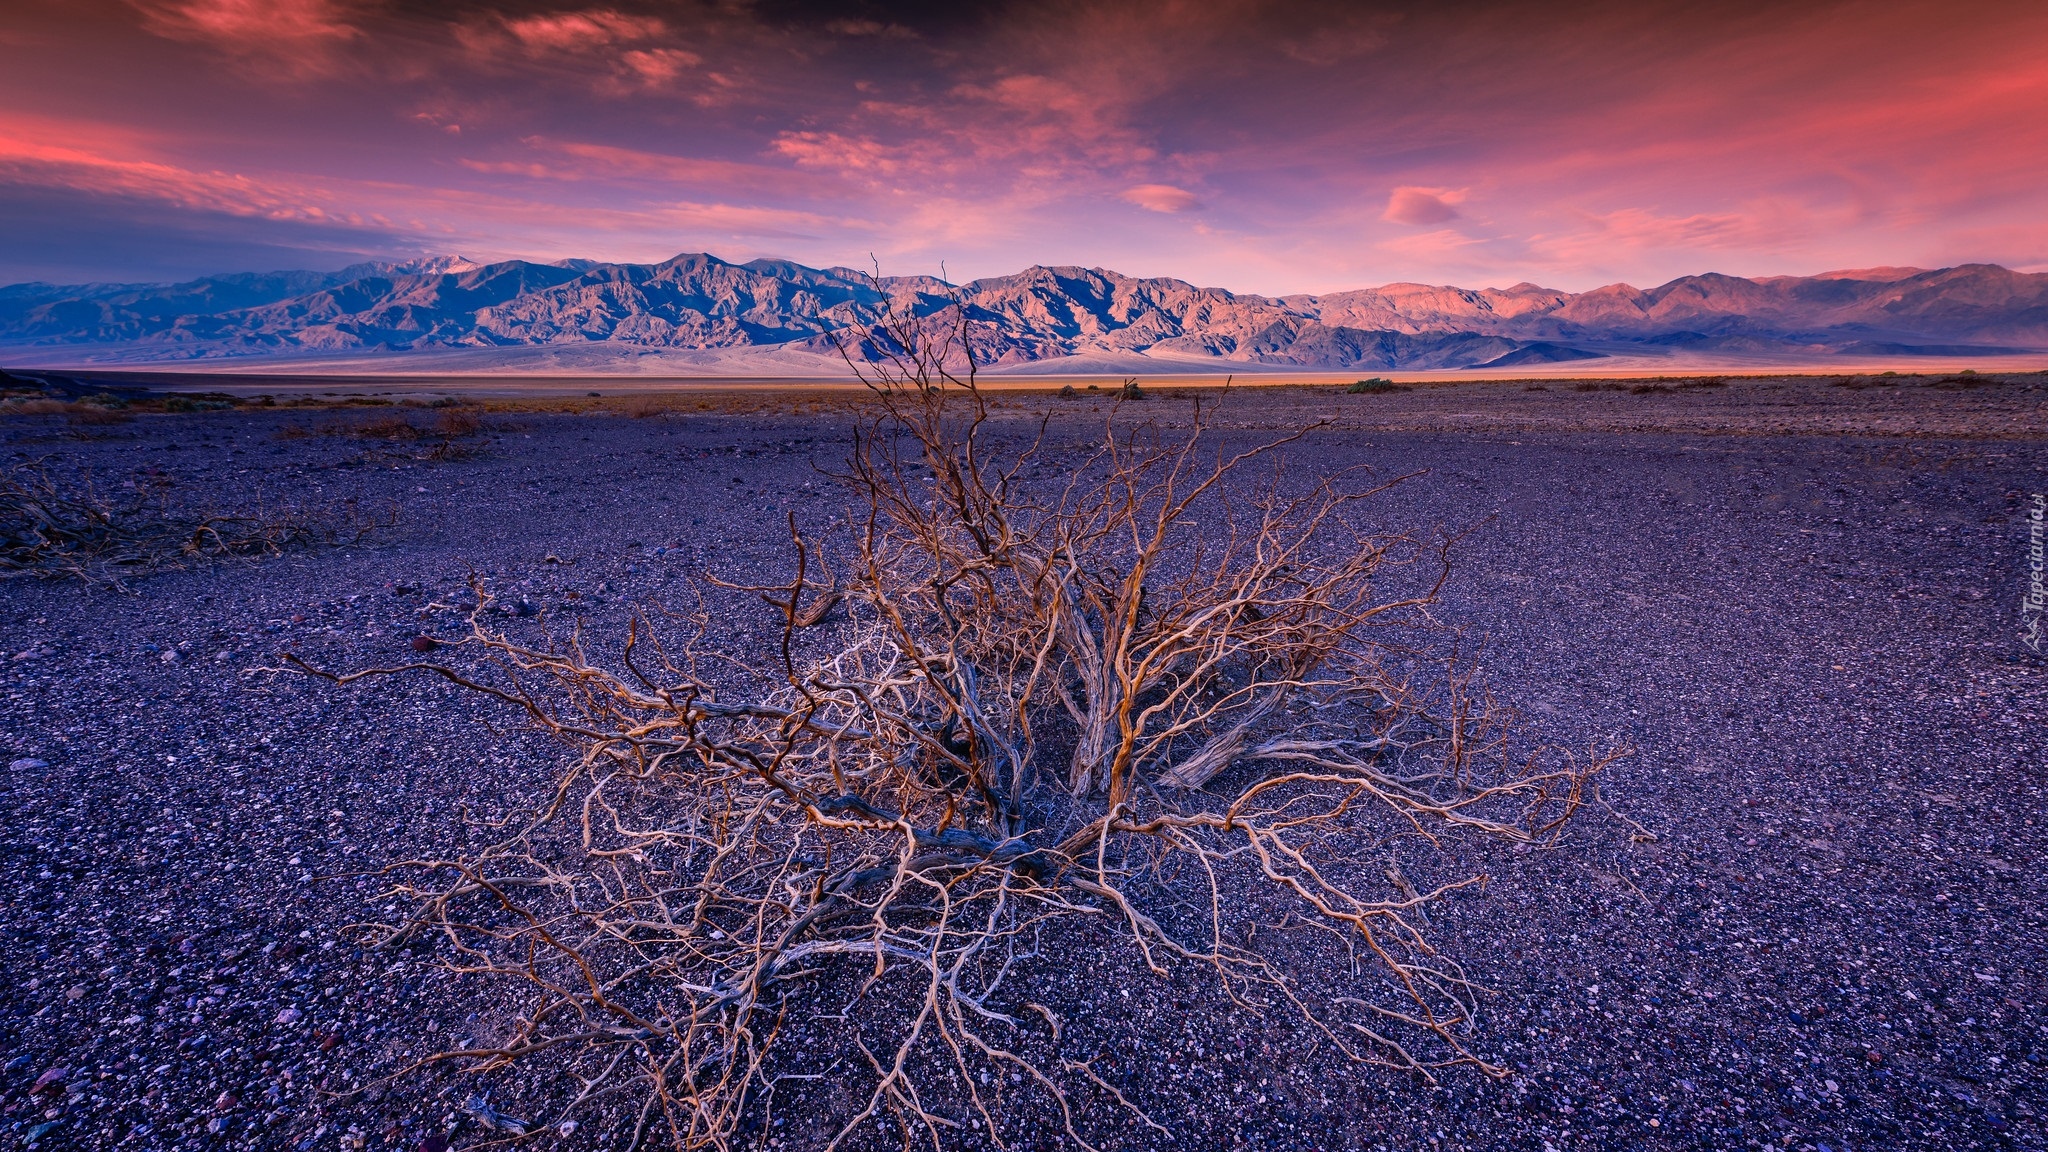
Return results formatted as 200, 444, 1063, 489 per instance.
3, 1, 2045, 291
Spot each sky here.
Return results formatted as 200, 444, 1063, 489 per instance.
1, 0, 2044, 293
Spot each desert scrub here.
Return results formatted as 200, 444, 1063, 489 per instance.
313, 406, 491, 460
1, 459, 388, 585
161, 395, 235, 413
298, 295, 1621, 1150
0, 395, 134, 425
1347, 377, 1406, 393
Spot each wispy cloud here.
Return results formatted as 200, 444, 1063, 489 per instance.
132, 0, 362, 46
500, 9, 664, 53
1121, 185, 1201, 214
1382, 187, 1465, 226
0, 115, 356, 224
129, 0, 363, 78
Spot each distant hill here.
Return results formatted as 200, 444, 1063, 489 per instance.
2, 253, 2042, 373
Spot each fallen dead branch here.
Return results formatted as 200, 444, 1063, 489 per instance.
297, 291, 1620, 1149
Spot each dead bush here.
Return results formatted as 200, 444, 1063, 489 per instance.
8, 398, 130, 423
1928, 371, 1999, 389
2, 460, 388, 585
319, 408, 488, 460
433, 406, 485, 437
298, 294, 1617, 1149
345, 414, 427, 440
620, 396, 672, 418
0, 396, 135, 427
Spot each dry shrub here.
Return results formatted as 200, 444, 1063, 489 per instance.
299, 297, 1617, 1149
319, 407, 488, 460
1928, 371, 1999, 389
434, 406, 485, 437
615, 396, 672, 418
346, 414, 427, 440
66, 404, 131, 426
0, 396, 134, 426
2, 460, 387, 585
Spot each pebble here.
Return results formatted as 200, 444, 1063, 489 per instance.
10, 758, 48, 771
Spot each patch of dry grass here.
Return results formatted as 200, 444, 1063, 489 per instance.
2, 460, 389, 585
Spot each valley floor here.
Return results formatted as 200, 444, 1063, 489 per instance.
1, 379, 2043, 1150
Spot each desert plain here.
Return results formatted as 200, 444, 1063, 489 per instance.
1, 371, 2043, 1152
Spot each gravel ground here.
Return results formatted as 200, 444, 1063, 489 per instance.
1, 378, 2043, 1151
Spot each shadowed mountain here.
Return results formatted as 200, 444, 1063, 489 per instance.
1, 254, 2042, 371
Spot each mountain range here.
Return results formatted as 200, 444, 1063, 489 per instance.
1, 254, 2043, 374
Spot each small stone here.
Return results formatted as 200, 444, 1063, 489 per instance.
159, 649, 181, 664
275, 1007, 302, 1025
10, 758, 47, 771
409, 636, 439, 653
31, 1067, 68, 1094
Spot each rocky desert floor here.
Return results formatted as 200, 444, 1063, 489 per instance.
1, 373, 2044, 1151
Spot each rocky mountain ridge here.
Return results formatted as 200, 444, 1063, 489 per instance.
2, 253, 2042, 371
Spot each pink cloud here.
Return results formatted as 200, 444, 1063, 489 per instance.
501, 10, 665, 53
460, 139, 837, 197
0, 115, 334, 221
1382, 187, 1465, 226
132, 0, 361, 46
771, 132, 904, 175
620, 48, 699, 86
1121, 184, 1200, 214
128, 0, 363, 79
455, 10, 703, 96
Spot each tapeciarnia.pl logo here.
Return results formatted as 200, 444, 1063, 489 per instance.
2025, 493, 2045, 652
